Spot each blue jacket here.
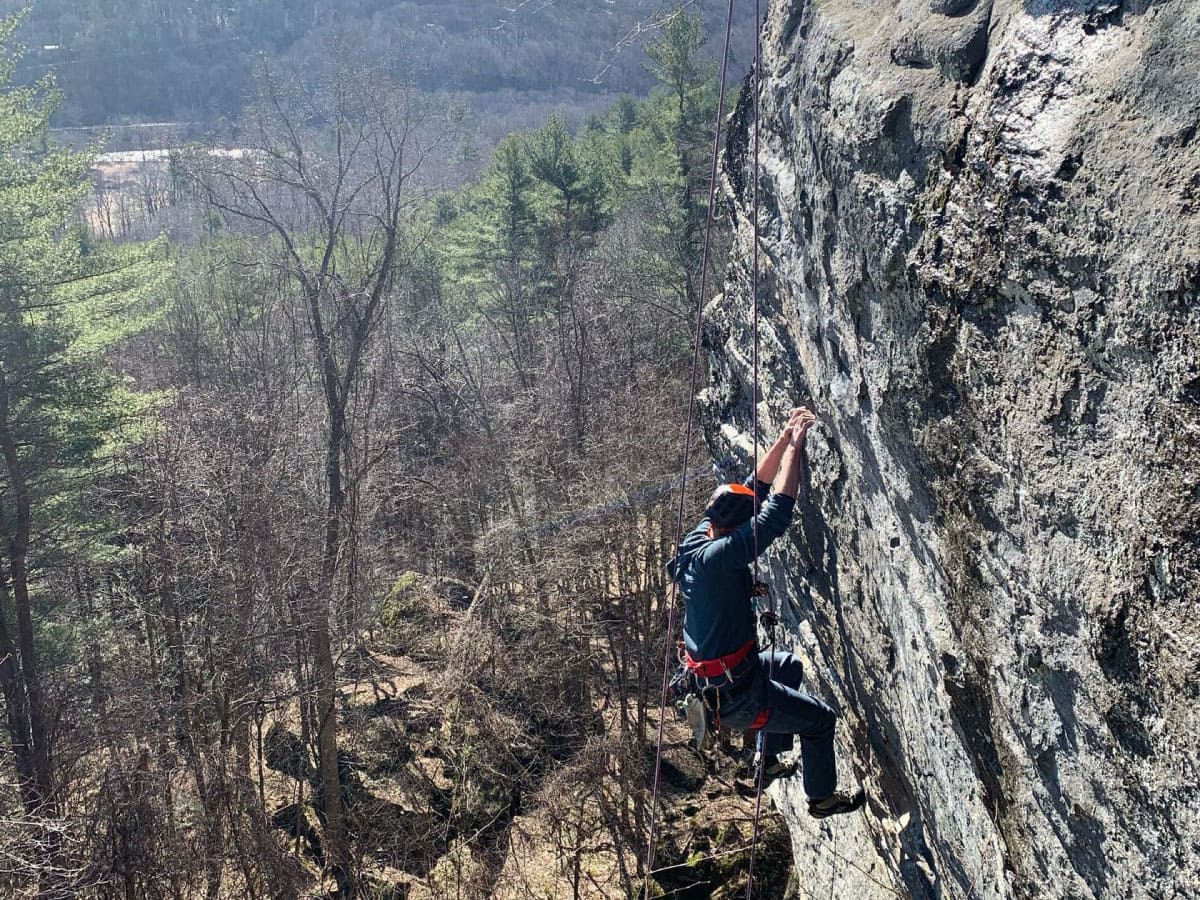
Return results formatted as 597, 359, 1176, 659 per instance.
667, 477, 796, 662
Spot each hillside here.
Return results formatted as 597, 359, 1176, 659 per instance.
0, 8, 769, 895
3, 0, 757, 128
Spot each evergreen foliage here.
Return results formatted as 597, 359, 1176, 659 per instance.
0, 16, 165, 892
0, 14, 165, 567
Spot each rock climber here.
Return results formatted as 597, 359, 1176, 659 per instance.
667, 407, 865, 819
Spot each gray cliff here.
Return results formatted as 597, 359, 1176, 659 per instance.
706, 0, 1200, 897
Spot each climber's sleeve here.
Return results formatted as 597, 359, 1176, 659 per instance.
684, 518, 710, 545
667, 518, 712, 582
699, 492, 795, 571
742, 474, 773, 502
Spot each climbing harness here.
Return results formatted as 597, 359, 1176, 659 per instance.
685, 637, 757, 678
681, 638, 753, 729
671, 635, 760, 744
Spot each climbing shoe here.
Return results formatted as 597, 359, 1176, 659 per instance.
807, 788, 865, 819
758, 754, 797, 785
733, 755, 796, 797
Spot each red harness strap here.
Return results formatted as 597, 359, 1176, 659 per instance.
684, 638, 756, 679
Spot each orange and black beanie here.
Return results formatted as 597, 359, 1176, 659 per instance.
704, 483, 756, 529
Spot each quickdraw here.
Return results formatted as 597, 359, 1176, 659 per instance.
755, 581, 778, 631
669, 638, 763, 748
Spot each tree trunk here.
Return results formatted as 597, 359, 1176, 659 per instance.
316, 352, 350, 894
312, 610, 347, 891
0, 369, 61, 893
0, 614, 36, 812
75, 569, 107, 718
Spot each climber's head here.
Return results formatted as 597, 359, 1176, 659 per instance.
704, 482, 756, 536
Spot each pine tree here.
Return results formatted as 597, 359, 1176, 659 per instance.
0, 16, 163, 889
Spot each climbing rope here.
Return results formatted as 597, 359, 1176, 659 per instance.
749, 0, 764, 725
642, 0, 740, 895
744, 1, 773, 895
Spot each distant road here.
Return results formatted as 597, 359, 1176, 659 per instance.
94, 147, 250, 166
51, 121, 206, 134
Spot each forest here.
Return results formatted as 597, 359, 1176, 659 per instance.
0, 6, 781, 897
1, 0, 757, 130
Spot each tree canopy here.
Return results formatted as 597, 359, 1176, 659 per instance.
0, 0, 756, 128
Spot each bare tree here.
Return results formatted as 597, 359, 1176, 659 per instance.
187, 54, 447, 896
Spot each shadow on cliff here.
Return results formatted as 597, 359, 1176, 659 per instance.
791, 467, 982, 900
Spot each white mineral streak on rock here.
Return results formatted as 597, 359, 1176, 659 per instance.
708, 1, 1199, 897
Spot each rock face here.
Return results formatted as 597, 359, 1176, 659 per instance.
707, 1, 1199, 897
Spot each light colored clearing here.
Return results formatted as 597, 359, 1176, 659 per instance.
93, 147, 252, 166
404, 798, 637, 900
343, 651, 429, 708
89, 147, 254, 192
492, 810, 632, 899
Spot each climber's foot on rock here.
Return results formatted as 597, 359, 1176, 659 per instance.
760, 755, 797, 785
808, 788, 865, 819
